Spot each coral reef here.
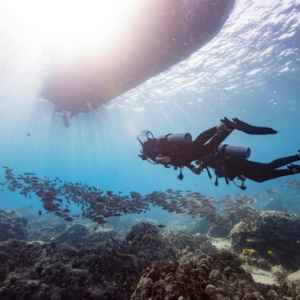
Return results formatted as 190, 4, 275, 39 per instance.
0, 239, 139, 300
282, 269, 300, 299
131, 251, 288, 300
26, 214, 116, 244
162, 229, 218, 255
229, 211, 300, 270
27, 217, 68, 242
0, 210, 28, 241
126, 223, 178, 268
0, 223, 177, 300
0, 219, 299, 299
52, 223, 116, 244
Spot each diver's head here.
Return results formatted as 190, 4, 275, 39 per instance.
137, 130, 157, 164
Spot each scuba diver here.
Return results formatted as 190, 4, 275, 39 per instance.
138, 117, 277, 181
193, 148, 300, 189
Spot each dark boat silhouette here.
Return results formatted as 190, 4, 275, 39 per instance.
40, 0, 234, 115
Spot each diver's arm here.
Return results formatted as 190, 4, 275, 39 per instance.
186, 164, 202, 175
155, 153, 171, 164
156, 156, 171, 164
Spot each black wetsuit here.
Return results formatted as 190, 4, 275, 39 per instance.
201, 153, 300, 183
156, 127, 230, 169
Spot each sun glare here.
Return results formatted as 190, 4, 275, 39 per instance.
1, 0, 139, 55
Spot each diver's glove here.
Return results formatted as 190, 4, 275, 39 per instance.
156, 156, 171, 164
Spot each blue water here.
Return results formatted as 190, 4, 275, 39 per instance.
0, 0, 300, 222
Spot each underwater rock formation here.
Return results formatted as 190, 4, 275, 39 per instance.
131, 251, 286, 300
162, 229, 218, 255
229, 211, 300, 270
0, 223, 178, 300
52, 223, 116, 244
27, 217, 116, 244
283, 269, 300, 299
0, 239, 140, 300
0, 222, 296, 299
27, 218, 68, 242
126, 223, 178, 268
0, 210, 27, 242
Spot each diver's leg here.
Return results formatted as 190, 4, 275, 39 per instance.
244, 169, 293, 183
239, 154, 299, 174
239, 154, 300, 182
196, 130, 231, 157
251, 154, 300, 172
194, 127, 218, 145
268, 154, 300, 170
194, 123, 232, 146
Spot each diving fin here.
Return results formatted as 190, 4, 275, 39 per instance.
221, 117, 277, 135
232, 118, 277, 134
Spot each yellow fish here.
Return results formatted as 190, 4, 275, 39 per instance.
268, 251, 274, 256
243, 249, 250, 255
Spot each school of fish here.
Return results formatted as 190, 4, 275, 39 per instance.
0, 167, 275, 228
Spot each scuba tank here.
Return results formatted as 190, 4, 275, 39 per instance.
216, 144, 251, 159
199, 144, 251, 190
157, 133, 192, 144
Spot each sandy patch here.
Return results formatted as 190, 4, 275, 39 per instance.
242, 265, 278, 286
211, 238, 231, 251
